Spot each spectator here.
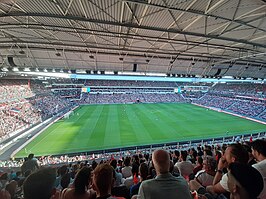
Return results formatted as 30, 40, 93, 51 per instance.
195, 156, 216, 187
137, 149, 192, 199
110, 159, 123, 187
0, 173, 8, 190
242, 144, 256, 166
5, 180, 18, 199
197, 147, 204, 157
251, 139, 266, 199
122, 163, 139, 189
23, 167, 59, 199
60, 166, 95, 199
193, 156, 203, 175
60, 173, 71, 191
92, 163, 124, 199
227, 162, 264, 199
121, 157, 132, 178
55, 165, 69, 189
21, 154, 39, 173
206, 143, 249, 196
189, 156, 217, 193
175, 150, 194, 179
172, 150, 180, 165
0, 189, 11, 199
130, 163, 148, 198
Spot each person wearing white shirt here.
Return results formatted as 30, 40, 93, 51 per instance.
121, 157, 132, 178
251, 139, 266, 199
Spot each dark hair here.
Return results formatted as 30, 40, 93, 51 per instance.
139, 163, 149, 180
229, 163, 263, 199
181, 151, 187, 161
16, 171, 22, 177
251, 139, 266, 157
197, 156, 203, 165
197, 146, 202, 151
204, 149, 213, 156
60, 173, 70, 190
144, 153, 150, 161
28, 154, 34, 159
242, 144, 252, 153
74, 166, 92, 195
91, 160, 98, 170
205, 145, 212, 151
229, 144, 249, 164
140, 158, 145, 164
133, 155, 140, 165
215, 150, 222, 162
23, 168, 56, 199
59, 165, 68, 176
110, 159, 117, 170
174, 150, 180, 157
131, 163, 139, 176
0, 173, 8, 180
124, 157, 131, 167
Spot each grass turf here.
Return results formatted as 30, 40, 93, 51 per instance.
15, 103, 266, 157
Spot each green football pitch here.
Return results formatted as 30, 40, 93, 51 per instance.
15, 103, 266, 157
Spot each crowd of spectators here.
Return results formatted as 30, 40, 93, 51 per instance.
89, 88, 174, 93
0, 80, 33, 103
227, 100, 265, 118
1, 79, 266, 199
52, 89, 81, 99
1, 78, 265, 141
84, 80, 179, 87
195, 95, 236, 109
0, 99, 41, 138
0, 94, 74, 140
182, 92, 206, 99
259, 111, 266, 121
195, 94, 266, 120
0, 79, 76, 140
80, 93, 188, 104
0, 139, 265, 199
1, 79, 265, 140
210, 83, 266, 97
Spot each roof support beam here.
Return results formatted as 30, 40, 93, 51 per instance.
123, 0, 266, 32
0, 44, 263, 67
1, 12, 265, 48
0, 23, 262, 53
1, 40, 265, 66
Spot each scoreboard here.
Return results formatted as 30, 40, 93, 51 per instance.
81, 87, 90, 93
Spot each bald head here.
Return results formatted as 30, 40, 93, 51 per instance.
152, 150, 170, 174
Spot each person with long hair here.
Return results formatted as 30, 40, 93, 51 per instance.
60, 166, 95, 199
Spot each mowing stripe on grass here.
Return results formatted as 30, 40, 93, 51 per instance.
14, 103, 266, 158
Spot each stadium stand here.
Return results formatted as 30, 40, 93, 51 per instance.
0, 80, 265, 142
0, 80, 76, 141
0, 140, 265, 199
1, 0, 266, 198
0, 79, 265, 199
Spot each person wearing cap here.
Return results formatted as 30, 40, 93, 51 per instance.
227, 162, 263, 199
251, 139, 266, 199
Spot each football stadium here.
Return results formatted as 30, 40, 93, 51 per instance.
0, 0, 265, 199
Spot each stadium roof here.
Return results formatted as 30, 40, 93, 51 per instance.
0, 0, 265, 79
